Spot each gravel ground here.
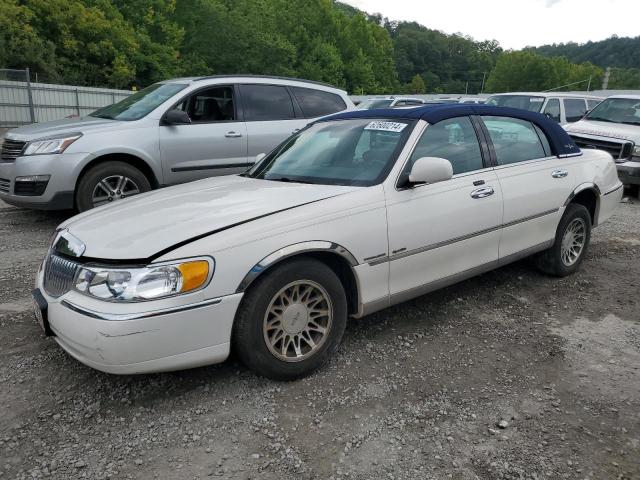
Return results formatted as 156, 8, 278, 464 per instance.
0, 195, 638, 480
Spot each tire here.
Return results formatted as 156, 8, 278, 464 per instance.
233, 258, 348, 380
535, 203, 592, 277
76, 161, 151, 212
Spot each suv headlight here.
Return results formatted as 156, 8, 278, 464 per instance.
73, 258, 212, 302
23, 133, 82, 156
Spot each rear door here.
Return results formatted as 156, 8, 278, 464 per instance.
159, 85, 248, 185
479, 115, 577, 259
238, 84, 308, 160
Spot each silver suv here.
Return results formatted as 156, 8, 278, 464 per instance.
0, 75, 354, 211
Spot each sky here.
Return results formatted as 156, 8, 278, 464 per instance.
342, 0, 640, 49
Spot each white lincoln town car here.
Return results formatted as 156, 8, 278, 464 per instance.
32, 104, 623, 380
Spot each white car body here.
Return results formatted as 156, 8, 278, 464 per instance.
486, 92, 604, 124
33, 105, 623, 376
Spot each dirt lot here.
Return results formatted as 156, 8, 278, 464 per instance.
0, 196, 638, 480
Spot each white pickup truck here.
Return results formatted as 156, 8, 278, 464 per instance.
565, 95, 640, 193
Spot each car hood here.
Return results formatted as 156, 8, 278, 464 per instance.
6, 116, 125, 141
565, 119, 640, 143
61, 175, 358, 260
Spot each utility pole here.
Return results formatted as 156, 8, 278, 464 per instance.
465, 81, 468, 94
587, 75, 591, 92
480, 72, 486, 94
602, 67, 611, 90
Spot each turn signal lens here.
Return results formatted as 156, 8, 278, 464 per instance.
177, 260, 210, 293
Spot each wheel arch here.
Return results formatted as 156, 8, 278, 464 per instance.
563, 183, 600, 226
236, 241, 361, 317
75, 152, 161, 196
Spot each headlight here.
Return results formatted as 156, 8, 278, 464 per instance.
23, 133, 82, 156
74, 258, 212, 302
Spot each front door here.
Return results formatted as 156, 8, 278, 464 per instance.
385, 116, 503, 300
159, 85, 249, 185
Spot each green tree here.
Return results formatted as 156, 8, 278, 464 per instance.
408, 74, 426, 93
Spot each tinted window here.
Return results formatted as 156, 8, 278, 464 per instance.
564, 98, 588, 122
291, 87, 347, 118
409, 117, 483, 175
587, 99, 601, 111
175, 86, 235, 123
481, 116, 546, 165
239, 84, 295, 121
542, 98, 561, 122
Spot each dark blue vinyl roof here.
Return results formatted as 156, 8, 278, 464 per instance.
318, 104, 581, 157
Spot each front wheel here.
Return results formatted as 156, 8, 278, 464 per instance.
233, 258, 348, 380
76, 161, 151, 212
535, 203, 592, 277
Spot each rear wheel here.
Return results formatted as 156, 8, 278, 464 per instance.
233, 258, 347, 380
535, 203, 591, 277
76, 161, 151, 212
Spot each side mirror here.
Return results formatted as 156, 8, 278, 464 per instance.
255, 153, 266, 163
163, 109, 191, 125
408, 157, 453, 186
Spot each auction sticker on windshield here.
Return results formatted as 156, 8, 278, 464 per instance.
364, 121, 407, 133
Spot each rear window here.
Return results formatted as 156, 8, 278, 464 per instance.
291, 87, 347, 118
239, 84, 295, 121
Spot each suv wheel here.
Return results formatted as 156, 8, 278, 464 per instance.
535, 203, 591, 277
233, 258, 347, 380
76, 161, 151, 212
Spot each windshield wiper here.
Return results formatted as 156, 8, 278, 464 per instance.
621, 120, 640, 126
89, 113, 114, 120
267, 176, 315, 184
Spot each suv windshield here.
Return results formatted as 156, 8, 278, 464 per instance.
247, 119, 412, 186
585, 97, 640, 125
90, 83, 187, 121
485, 95, 545, 112
356, 99, 393, 110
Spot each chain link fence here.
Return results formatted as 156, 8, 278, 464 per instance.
0, 68, 132, 128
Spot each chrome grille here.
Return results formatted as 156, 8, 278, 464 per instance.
1, 139, 26, 163
0, 178, 9, 193
43, 254, 79, 297
569, 135, 632, 160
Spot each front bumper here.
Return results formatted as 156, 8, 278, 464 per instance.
0, 152, 91, 209
616, 160, 640, 186
38, 286, 243, 374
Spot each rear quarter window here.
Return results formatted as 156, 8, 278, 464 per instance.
291, 87, 347, 118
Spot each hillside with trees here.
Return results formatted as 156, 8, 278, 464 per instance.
1, 0, 638, 93
526, 36, 640, 70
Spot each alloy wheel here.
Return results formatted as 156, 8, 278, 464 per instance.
91, 175, 141, 207
560, 217, 586, 267
263, 280, 333, 362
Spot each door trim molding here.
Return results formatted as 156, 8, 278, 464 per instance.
171, 163, 254, 172
369, 208, 558, 266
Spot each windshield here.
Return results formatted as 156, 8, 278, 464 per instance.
247, 119, 412, 186
485, 95, 545, 112
585, 97, 640, 125
356, 99, 393, 110
90, 83, 187, 121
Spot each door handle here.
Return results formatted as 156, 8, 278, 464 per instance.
470, 186, 494, 199
551, 169, 568, 178
225, 131, 243, 138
